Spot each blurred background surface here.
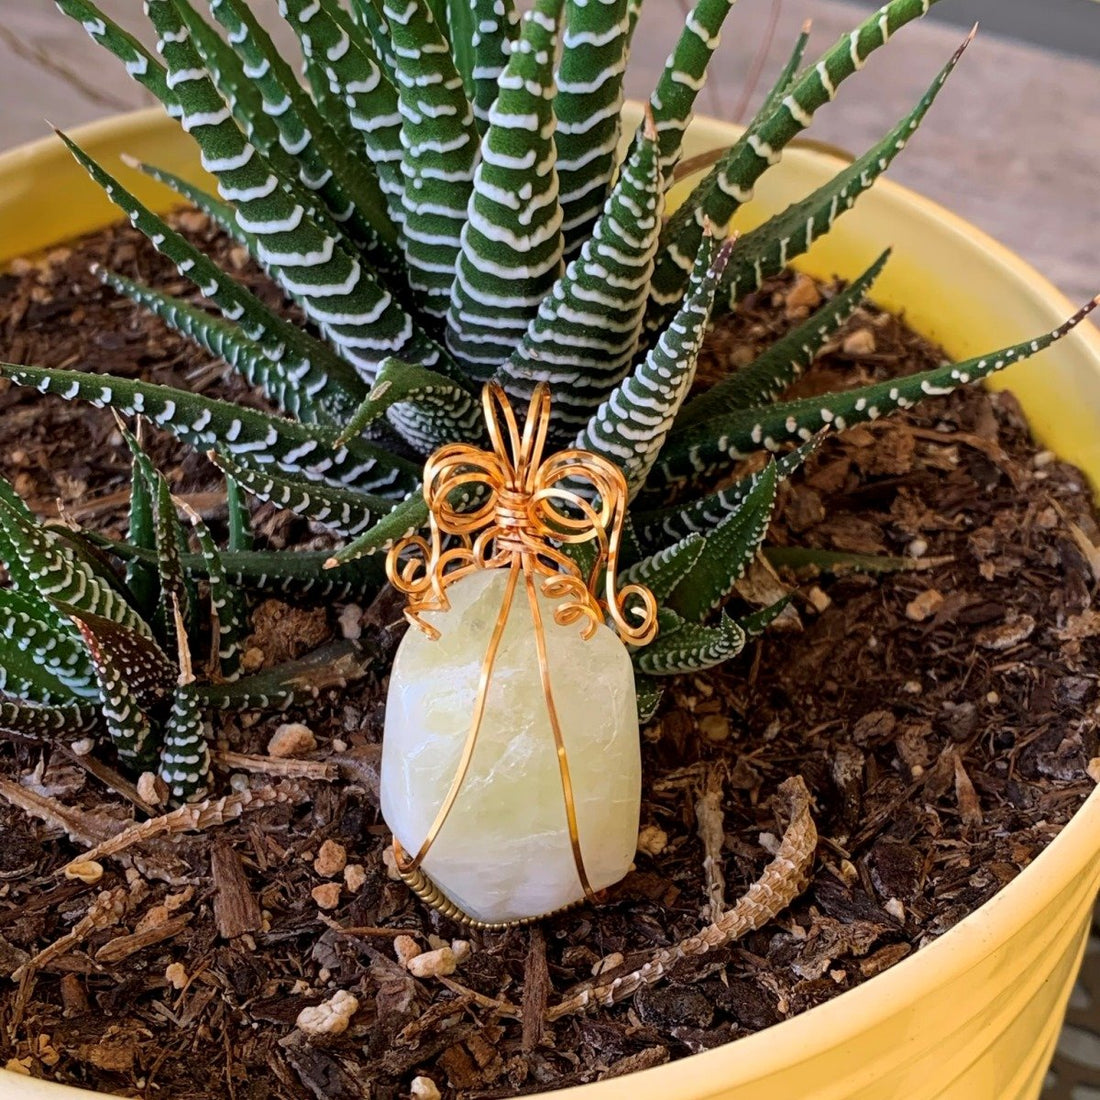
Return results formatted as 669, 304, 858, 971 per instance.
1, 1, 1100, 1095
2, 0, 1098, 299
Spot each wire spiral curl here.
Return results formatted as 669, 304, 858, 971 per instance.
385, 382, 659, 647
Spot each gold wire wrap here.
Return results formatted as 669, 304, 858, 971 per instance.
393, 840, 583, 931
385, 383, 659, 928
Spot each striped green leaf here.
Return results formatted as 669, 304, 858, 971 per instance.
200, 0, 397, 255
71, 614, 157, 766
87, 535, 385, 603
649, 0, 949, 324
718, 32, 971, 311
159, 682, 211, 801
326, 491, 431, 566
280, 0, 407, 244
0, 593, 96, 703
445, 0, 565, 374
464, 0, 520, 131
0, 699, 101, 740
677, 249, 890, 427
554, 0, 630, 256
208, 451, 392, 539
618, 533, 706, 603
338, 359, 482, 452
634, 608, 746, 675
740, 595, 792, 636
574, 233, 728, 497
58, 130, 366, 423
633, 436, 820, 545
57, 0, 170, 101
387, 0, 478, 319
0, 362, 421, 498
634, 674, 664, 723
496, 111, 663, 433
666, 460, 778, 621
657, 297, 1100, 492
0, 497, 151, 640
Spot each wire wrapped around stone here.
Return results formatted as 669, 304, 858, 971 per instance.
386, 382, 658, 647
393, 839, 583, 932
384, 382, 660, 928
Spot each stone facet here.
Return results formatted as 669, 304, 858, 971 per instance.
381, 568, 640, 924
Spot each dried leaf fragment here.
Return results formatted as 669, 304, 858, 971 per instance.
953, 754, 984, 829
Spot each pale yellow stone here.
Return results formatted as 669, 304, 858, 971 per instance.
637, 824, 668, 857
382, 569, 640, 924
64, 860, 103, 885
165, 963, 187, 990
343, 863, 367, 892
393, 934, 421, 968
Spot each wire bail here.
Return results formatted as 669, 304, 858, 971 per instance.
386, 382, 658, 647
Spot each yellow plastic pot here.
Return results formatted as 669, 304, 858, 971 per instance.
1, 107, 1099, 1100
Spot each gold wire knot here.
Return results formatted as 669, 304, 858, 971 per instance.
386, 381, 658, 646
384, 383, 659, 927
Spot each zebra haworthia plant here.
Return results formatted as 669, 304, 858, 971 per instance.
3, 0, 1094, 727
0, 439, 361, 801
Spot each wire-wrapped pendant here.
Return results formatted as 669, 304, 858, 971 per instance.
381, 383, 659, 927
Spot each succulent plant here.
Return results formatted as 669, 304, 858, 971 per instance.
0, 434, 361, 800
3, 0, 1095, 728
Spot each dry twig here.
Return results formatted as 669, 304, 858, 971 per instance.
59, 745, 159, 815
95, 912, 192, 964
521, 925, 549, 1050
437, 976, 520, 1018
0, 776, 114, 847
546, 776, 816, 1021
61, 785, 304, 874
216, 750, 338, 781
12, 888, 129, 981
695, 766, 727, 922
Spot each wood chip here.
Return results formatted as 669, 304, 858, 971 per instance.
95, 912, 192, 964
521, 926, 548, 1052
211, 843, 262, 939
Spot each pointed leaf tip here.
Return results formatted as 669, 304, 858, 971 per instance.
957, 24, 978, 55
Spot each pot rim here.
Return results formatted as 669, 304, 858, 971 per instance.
0, 105, 1098, 1100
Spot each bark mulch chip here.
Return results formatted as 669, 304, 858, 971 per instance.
0, 219, 1096, 1098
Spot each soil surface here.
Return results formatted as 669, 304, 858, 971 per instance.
0, 222, 1097, 1099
